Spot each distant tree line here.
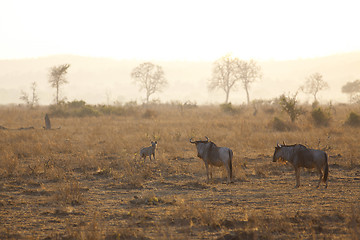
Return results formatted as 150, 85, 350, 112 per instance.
19, 56, 360, 107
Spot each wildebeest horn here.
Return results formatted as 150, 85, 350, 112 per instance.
277, 141, 280, 147
205, 136, 209, 142
189, 138, 196, 144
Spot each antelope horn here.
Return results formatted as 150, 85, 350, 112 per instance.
189, 138, 196, 144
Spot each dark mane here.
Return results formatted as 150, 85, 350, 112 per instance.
209, 141, 217, 147
196, 140, 209, 144
283, 143, 307, 148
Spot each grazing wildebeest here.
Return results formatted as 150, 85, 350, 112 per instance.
273, 143, 329, 188
190, 136, 233, 184
140, 141, 157, 160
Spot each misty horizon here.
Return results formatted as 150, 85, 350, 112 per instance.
1, 52, 359, 106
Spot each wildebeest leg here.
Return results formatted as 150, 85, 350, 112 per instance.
295, 167, 300, 188
316, 167, 323, 188
224, 162, 231, 184
204, 162, 210, 183
209, 165, 213, 181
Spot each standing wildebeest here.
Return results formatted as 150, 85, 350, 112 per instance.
140, 141, 157, 160
190, 136, 233, 184
273, 143, 329, 188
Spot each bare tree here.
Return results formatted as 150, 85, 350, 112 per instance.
49, 64, 70, 104
236, 59, 262, 105
20, 81, 39, 108
302, 72, 329, 103
342, 79, 360, 103
131, 62, 167, 103
208, 55, 240, 104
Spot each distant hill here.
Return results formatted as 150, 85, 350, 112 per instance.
0, 52, 359, 105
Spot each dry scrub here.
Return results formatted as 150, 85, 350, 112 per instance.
0, 103, 359, 239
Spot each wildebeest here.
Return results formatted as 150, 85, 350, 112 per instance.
273, 143, 329, 188
140, 141, 157, 160
190, 136, 233, 184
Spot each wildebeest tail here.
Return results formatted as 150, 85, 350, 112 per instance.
323, 153, 329, 182
229, 149, 233, 180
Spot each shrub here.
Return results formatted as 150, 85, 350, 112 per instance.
311, 100, 320, 109
67, 100, 86, 108
98, 105, 124, 116
76, 105, 99, 117
49, 101, 126, 117
278, 93, 304, 122
142, 109, 157, 119
311, 107, 331, 127
220, 103, 240, 114
345, 112, 360, 127
271, 117, 292, 131
49, 104, 69, 117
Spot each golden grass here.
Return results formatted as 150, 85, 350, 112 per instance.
0, 104, 359, 239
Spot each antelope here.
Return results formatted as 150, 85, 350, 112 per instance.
140, 141, 157, 160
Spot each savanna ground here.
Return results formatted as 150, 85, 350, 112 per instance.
0, 103, 359, 239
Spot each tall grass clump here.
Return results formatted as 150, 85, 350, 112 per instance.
55, 181, 86, 206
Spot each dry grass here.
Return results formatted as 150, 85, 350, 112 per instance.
0, 103, 359, 239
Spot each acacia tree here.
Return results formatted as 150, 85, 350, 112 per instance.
342, 79, 360, 103
49, 64, 70, 104
131, 62, 167, 103
208, 55, 240, 104
209, 56, 262, 104
236, 59, 262, 105
20, 81, 39, 108
302, 72, 329, 103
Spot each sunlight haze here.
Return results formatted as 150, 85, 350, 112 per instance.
1, 0, 359, 61
1, 0, 360, 105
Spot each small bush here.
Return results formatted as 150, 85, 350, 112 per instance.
311, 107, 331, 127
142, 109, 157, 119
220, 103, 240, 114
98, 105, 124, 116
278, 93, 304, 122
67, 100, 86, 108
311, 100, 320, 109
345, 112, 360, 127
49, 101, 126, 117
77, 105, 100, 117
271, 117, 292, 131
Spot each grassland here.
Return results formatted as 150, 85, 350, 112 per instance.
0, 103, 359, 239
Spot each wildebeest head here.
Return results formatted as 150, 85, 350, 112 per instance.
189, 136, 211, 158
273, 143, 283, 162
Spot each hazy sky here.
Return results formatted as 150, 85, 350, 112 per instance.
1, 0, 359, 61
